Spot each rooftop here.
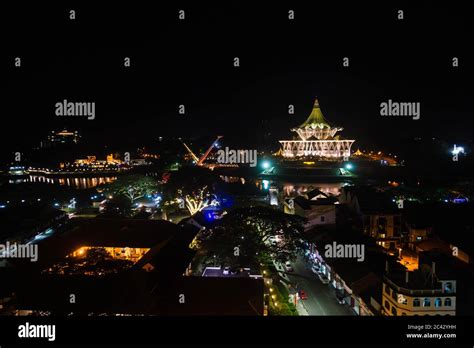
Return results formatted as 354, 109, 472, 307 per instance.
14, 273, 265, 316
18, 218, 187, 271
295, 98, 334, 130
342, 185, 399, 215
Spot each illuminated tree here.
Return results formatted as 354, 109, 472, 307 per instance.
107, 174, 159, 203
162, 167, 220, 217
180, 186, 219, 215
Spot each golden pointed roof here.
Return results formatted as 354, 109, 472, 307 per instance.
297, 98, 332, 129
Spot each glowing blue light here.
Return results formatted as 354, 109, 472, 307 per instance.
0, 205, 6, 209
453, 197, 468, 204
262, 180, 270, 190
262, 161, 271, 169
345, 163, 353, 170
54, 203, 60, 207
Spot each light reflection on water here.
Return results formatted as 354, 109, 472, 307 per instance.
220, 175, 349, 197
280, 182, 347, 197
9, 175, 117, 189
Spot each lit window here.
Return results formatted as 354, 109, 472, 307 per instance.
423, 298, 431, 307
435, 298, 442, 307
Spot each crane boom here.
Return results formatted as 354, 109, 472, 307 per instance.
197, 136, 223, 166
180, 140, 200, 163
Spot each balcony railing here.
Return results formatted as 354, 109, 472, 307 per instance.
384, 276, 454, 296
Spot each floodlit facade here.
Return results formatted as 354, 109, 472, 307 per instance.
69, 246, 150, 264
279, 99, 355, 159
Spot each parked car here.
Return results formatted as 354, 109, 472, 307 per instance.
284, 261, 293, 272
317, 272, 329, 284
311, 264, 321, 274
299, 290, 308, 300
223, 266, 230, 275
336, 293, 345, 304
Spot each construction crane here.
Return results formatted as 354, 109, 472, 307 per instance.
181, 141, 200, 163
180, 136, 223, 167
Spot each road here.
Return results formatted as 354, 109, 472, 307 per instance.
285, 255, 355, 316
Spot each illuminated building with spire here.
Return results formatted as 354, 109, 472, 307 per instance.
279, 99, 355, 160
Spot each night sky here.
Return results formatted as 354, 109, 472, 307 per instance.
2, 2, 473, 157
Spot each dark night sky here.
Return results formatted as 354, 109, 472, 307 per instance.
2, 2, 473, 157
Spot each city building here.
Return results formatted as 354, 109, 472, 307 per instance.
10, 218, 265, 316
55, 154, 149, 173
284, 189, 338, 230
7, 165, 27, 176
326, 257, 381, 316
279, 98, 355, 159
415, 239, 470, 264
407, 225, 432, 246
382, 262, 456, 316
339, 186, 401, 250
41, 129, 80, 148
403, 211, 433, 249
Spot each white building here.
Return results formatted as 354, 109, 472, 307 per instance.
382, 265, 456, 316
279, 99, 355, 159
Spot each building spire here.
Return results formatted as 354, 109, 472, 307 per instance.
296, 97, 332, 130
313, 97, 320, 109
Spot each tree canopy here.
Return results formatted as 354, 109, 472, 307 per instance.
106, 174, 159, 203
202, 206, 307, 268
